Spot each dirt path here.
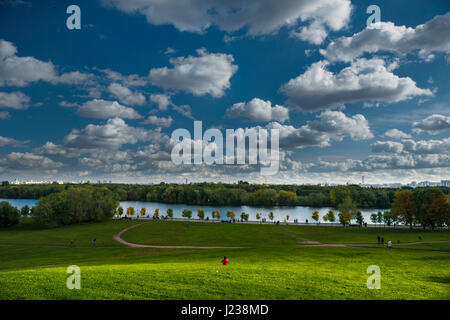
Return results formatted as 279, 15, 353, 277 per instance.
299, 240, 450, 246
113, 221, 247, 249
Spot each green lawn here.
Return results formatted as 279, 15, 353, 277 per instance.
0, 218, 141, 247
0, 219, 449, 300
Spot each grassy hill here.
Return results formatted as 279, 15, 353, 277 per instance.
0, 219, 449, 299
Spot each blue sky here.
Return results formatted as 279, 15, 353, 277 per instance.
0, 0, 449, 184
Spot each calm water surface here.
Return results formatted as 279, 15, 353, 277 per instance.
0, 198, 386, 224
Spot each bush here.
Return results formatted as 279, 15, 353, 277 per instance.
33, 186, 119, 227
0, 201, 20, 227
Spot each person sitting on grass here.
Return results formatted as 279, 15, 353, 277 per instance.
222, 256, 229, 266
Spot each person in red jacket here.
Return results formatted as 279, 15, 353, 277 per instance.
222, 256, 229, 266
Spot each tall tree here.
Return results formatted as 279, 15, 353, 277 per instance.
338, 211, 352, 226
427, 193, 450, 230
355, 210, 364, 226
0, 201, 20, 227
21, 204, 30, 217
327, 210, 336, 223
197, 208, 205, 220
312, 211, 319, 223
391, 190, 415, 229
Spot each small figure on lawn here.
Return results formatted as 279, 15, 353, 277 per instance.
387, 240, 392, 249
222, 256, 229, 266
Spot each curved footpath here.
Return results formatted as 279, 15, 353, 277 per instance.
113, 222, 450, 252
113, 221, 247, 249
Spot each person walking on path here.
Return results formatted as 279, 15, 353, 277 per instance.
92, 238, 96, 247
377, 236, 380, 245
222, 256, 229, 266
381, 237, 384, 245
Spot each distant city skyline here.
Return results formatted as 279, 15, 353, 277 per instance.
0, 0, 449, 184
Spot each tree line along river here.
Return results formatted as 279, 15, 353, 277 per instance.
0, 198, 386, 224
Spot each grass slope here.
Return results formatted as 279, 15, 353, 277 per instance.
0, 219, 449, 300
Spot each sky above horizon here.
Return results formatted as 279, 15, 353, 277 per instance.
0, 0, 449, 185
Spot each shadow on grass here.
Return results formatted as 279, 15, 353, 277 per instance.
428, 276, 450, 284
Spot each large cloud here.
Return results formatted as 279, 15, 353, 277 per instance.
107, 83, 146, 106
0, 136, 27, 147
77, 99, 142, 119
384, 129, 412, 139
413, 114, 450, 134
149, 48, 237, 97
101, 0, 351, 43
280, 58, 432, 111
0, 91, 30, 109
0, 39, 92, 87
304, 154, 450, 172
226, 98, 289, 123
64, 117, 166, 150
150, 94, 171, 110
0, 152, 62, 172
267, 110, 373, 148
141, 115, 174, 127
320, 12, 450, 62
372, 137, 450, 155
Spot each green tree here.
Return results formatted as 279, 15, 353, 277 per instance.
427, 193, 450, 230
377, 211, 383, 224
383, 211, 394, 226
338, 196, 357, 218
153, 208, 159, 218
256, 212, 261, 223
197, 208, 205, 220
312, 210, 319, 223
140, 207, 146, 217
268, 211, 274, 222
327, 210, 336, 223
240, 212, 249, 221
355, 210, 364, 226
33, 187, 118, 227
21, 204, 30, 217
0, 201, 20, 227
370, 213, 378, 224
118, 206, 124, 216
167, 208, 174, 219
182, 209, 192, 219
391, 190, 416, 229
127, 207, 135, 217
226, 210, 235, 221
338, 211, 352, 226
216, 210, 221, 220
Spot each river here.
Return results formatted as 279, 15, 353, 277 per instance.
0, 198, 386, 224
